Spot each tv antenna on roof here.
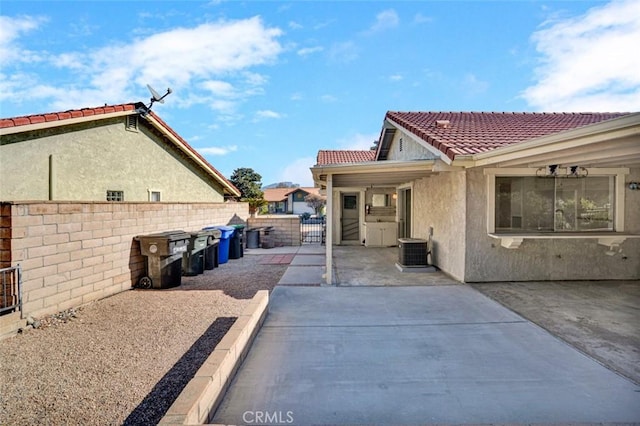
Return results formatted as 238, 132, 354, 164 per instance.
146, 84, 172, 110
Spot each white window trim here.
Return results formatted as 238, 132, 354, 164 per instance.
484, 167, 637, 249
147, 189, 161, 202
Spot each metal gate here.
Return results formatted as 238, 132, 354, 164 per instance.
301, 216, 325, 244
1, 265, 22, 317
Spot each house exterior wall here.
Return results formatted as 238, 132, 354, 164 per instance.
0, 201, 248, 321
0, 118, 226, 202
411, 172, 467, 281
463, 167, 640, 282
387, 130, 437, 161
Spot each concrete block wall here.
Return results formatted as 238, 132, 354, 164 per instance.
0, 201, 248, 320
247, 215, 301, 247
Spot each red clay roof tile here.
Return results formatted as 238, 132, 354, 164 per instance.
316, 150, 376, 165
385, 111, 630, 160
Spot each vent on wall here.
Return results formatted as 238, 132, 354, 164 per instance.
125, 115, 138, 131
398, 238, 428, 267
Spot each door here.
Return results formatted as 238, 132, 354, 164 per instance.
341, 193, 359, 242
398, 188, 412, 238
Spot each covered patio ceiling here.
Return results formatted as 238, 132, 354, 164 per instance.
311, 159, 437, 188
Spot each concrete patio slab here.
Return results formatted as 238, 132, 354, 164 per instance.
297, 245, 326, 254
290, 254, 325, 266
244, 246, 300, 255
277, 265, 325, 286
212, 286, 640, 425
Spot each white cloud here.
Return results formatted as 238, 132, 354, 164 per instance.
198, 145, 238, 155
0, 15, 46, 67
255, 109, 284, 119
522, 0, 640, 111
413, 13, 433, 25
462, 73, 489, 95
289, 21, 303, 30
366, 9, 399, 34
328, 41, 358, 63
297, 46, 324, 57
3, 16, 283, 113
337, 132, 379, 150
278, 156, 316, 187
290, 92, 303, 101
320, 94, 338, 103
389, 74, 403, 82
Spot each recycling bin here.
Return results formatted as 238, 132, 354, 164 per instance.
246, 227, 262, 249
182, 231, 210, 276
202, 228, 222, 270
230, 224, 245, 259
205, 225, 235, 264
137, 231, 190, 289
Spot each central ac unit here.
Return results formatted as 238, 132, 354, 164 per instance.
397, 238, 428, 267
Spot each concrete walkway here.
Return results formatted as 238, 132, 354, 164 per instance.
212, 284, 640, 424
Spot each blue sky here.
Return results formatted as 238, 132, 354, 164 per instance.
2, 1, 639, 187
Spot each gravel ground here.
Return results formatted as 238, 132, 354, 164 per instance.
0, 254, 287, 425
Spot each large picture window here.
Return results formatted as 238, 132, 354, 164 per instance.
495, 176, 614, 232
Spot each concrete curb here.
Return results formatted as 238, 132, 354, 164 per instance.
158, 290, 269, 425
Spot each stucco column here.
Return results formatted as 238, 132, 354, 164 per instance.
325, 174, 333, 285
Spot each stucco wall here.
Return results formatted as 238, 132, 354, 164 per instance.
464, 167, 640, 282
1, 201, 248, 320
0, 117, 225, 202
387, 130, 436, 161
411, 172, 467, 281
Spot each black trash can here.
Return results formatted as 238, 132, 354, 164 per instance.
202, 228, 221, 270
246, 227, 262, 249
183, 231, 209, 276
136, 231, 190, 289
229, 224, 245, 259
262, 226, 275, 249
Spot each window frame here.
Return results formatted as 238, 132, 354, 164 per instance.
148, 189, 161, 202
106, 190, 124, 202
484, 167, 630, 249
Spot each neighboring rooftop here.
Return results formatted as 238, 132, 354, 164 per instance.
383, 111, 630, 161
316, 150, 376, 166
263, 187, 323, 202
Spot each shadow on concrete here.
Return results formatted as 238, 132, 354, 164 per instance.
122, 317, 236, 426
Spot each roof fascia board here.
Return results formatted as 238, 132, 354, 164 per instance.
311, 159, 435, 175
385, 117, 451, 164
0, 110, 134, 136
472, 113, 640, 167
144, 114, 240, 197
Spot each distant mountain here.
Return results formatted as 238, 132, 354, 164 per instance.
262, 182, 300, 189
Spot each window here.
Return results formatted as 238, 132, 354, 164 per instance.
106, 190, 124, 201
149, 191, 161, 202
495, 176, 614, 233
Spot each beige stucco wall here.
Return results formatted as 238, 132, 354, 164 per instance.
387, 130, 436, 161
0, 117, 226, 202
463, 167, 640, 282
411, 172, 467, 281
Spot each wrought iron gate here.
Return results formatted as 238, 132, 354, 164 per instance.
300, 216, 325, 244
1, 265, 22, 317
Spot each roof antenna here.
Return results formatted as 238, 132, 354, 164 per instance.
146, 84, 172, 111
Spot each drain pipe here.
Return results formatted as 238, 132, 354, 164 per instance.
325, 174, 333, 285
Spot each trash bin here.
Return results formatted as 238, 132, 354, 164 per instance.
183, 231, 209, 276
230, 224, 245, 259
205, 225, 234, 264
202, 228, 221, 270
262, 226, 275, 249
246, 227, 262, 249
136, 231, 190, 289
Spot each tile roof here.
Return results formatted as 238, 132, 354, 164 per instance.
316, 150, 376, 165
0, 104, 136, 128
385, 111, 631, 160
263, 187, 323, 202
0, 102, 240, 196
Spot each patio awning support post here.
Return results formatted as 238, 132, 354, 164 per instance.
325, 174, 333, 285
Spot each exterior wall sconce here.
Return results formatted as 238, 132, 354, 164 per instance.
628, 182, 640, 190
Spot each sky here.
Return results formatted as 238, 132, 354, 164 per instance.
2, 1, 640, 188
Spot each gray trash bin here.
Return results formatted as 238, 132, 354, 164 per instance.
202, 228, 222, 270
183, 231, 210, 276
137, 231, 190, 289
246, 227, 262, 249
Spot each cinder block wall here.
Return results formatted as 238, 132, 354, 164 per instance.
247, 215, 301, 247
1, 201, 248, 319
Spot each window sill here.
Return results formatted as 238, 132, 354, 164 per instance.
488, 232, 640, 249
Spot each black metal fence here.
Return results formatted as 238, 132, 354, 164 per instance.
300, 216, 325, 244
1, 265, 22, 317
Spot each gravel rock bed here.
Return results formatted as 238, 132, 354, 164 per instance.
0, 254, 286, 425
